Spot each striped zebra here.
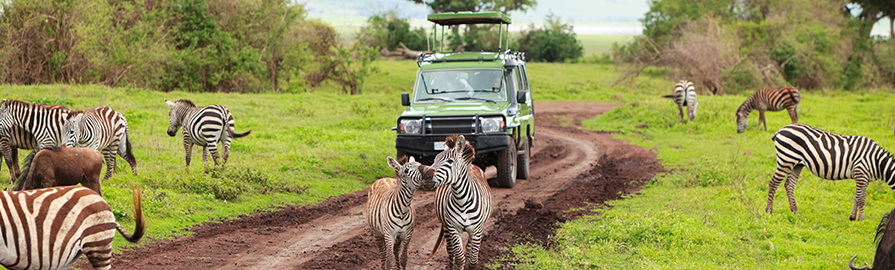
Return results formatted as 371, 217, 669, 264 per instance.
767, 123, 895, 221
0, 185, 145, 270
423, 135, 492, 270
64, 106, 137, 180
661, 80, 698, 122
736, 86, 801, 133
0, 101, 71, 183
365, 156, 433, 270
165, 99, 252, 173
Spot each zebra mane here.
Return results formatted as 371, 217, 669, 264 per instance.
875, 209, 894, 246
443, 135, 476, 161
176, 99, 196, 107
445, 135, 460, 148
736, 94, 755, 116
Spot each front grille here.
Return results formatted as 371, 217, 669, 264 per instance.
426, 116, 476, 134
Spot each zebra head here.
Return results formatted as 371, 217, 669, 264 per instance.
736, 112, 748, 133
387, 155, 433, 191
62, 112, 86, 148
165, 99, 194, 137
422, 135, 476, 190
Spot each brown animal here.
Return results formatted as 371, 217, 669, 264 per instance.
13, 147, 105, 195
851, 207, 895, 269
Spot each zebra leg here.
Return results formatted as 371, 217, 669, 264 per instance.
784, 164, 803, 213
202, 146, 211, 173
10, 148, 19, 178
83, 240, 114, 270
209, 143, 223, 171
759, 110, 767, 131
677, 104, 684, 123
375, 235, 388, 269
398, 231, 410, 270
183, 139, 194, 171
466, 231, 485, 270
383, 235, 398, 270
444, 228, 466, 270
788, 106, 799, 124
0, 141, 14, 183
766, 165, 792, 214
102, 148, 116, 181
852, 173, 870, 221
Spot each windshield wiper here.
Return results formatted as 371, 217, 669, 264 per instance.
417, 97, 453, 102
455, 97, 496, 103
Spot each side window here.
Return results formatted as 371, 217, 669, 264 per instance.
513, 68, 524, 93
519, 65, 530, 91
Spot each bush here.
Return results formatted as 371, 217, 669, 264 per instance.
515, 14, 583, 62
358, 9, 428, 52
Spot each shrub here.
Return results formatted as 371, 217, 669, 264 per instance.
515, 14, 583, 62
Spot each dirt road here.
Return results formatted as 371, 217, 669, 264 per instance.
92, 101, 664, 269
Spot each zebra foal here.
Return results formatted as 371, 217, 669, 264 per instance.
64, 106, 137, 180
165, 99, 251, 173
365, 156, 433, 270
661, 80, 698, 122
736, 86, 801, 133
767, 124, 895, 221
0, 100, 71, 183
423, 135, 492, 270
0, 185, 145, 270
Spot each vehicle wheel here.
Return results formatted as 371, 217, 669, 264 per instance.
495, 139, 517, 188
516, 136, 530, 180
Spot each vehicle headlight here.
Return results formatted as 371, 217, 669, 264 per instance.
400, 118, 423, 134
480, 117, 504, 133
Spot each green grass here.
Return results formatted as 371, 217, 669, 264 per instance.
577, 34, 634, 56
509, 84, 895, 268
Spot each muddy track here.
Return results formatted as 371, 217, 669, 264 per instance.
87, 101, 664, 269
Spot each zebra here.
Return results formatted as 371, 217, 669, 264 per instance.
365, 156, 433, 270
766, 123, 895, 221
422, 135, 493, 270
661, 80, 698, 122
165, 99, 252, 173
64, 106, 137, 181
736, 86, 801, 133
0, 185, 145, 270
0, 100, 71, 183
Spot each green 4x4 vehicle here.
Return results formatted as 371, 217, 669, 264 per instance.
394, 12, 534, 188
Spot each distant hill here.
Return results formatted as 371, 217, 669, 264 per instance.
301, 0, 649, 35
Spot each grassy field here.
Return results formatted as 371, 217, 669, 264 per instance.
5, 59, 895, 269
508, 83, 895, 268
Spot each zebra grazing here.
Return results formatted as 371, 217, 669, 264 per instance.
365, 156, 434, 270
736, 86, 801, 133
64, 106, 137, 180
767, 123, 895, 221
0, 185, 145, 270
423, 135, 492, 270
0, 100, 71, 183
661, 80, 698, 122
165, 99, 252, 173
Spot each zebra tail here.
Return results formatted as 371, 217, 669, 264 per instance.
229, 128, 252, 139
116, 185, 146, 243
12, 150, 39, 191
120, 131, 137, 172
660, 94, 674, 99
428, 227, 445, 260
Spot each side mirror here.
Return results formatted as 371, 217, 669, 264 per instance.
516, 91, 527, 104
401, 93, 410, 106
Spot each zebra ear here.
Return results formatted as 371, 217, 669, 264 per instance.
165, 99, 175, 107
386, 156, 401, 172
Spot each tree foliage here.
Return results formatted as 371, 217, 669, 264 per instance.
407, 0, 536, 13
515, 14, 583, 63
0, 0, 376, 93
358, 9, 428, 52
616, 0, 895, 93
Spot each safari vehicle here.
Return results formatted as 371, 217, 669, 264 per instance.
394, 12, 534, 188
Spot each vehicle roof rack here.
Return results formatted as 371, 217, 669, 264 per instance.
416, 50, 524, 67
427, 12, 511, 25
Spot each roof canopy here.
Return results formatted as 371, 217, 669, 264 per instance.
427, 12, 511, 25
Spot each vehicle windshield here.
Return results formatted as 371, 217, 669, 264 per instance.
413, 69, 507, 103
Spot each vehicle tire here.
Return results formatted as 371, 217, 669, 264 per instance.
495, 139, 517, 188
516, 136, 530, 180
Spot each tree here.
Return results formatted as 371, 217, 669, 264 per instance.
848, 0, 895, 38
407, 0, 536, 14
